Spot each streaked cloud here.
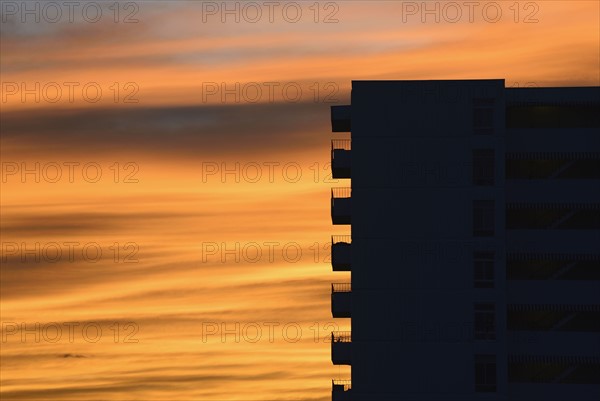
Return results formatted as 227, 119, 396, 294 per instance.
1, 0, 596, 400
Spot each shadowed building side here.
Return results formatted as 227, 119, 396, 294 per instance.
327, 80, 600, 401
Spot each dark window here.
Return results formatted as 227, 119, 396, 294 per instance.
508, 308, 600, 331
506, 105, 600, 128
507, 256, 600, 281
473, 200, 495, 236
509, 360, 600, 384
475, 354, 497, 392
506, 157, 600, 180
473, 149, 495, 185
473, 98, 495, 135
474, 252, 494, 288
475, 303, 496, 340
506, 206, 600, 230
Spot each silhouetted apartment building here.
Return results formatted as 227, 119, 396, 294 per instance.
328, 80, 600, 401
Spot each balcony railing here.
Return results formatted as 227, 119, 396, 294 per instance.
332, 235, 351, 245
332, 331, 352, 342
332, 282, 352, 293
332, 139, 351, 151
332, 187, 351, 198
332, 379, 352, 392
331, 187, 351, 225
331, 283, 351, 318
331, 235, 351, 271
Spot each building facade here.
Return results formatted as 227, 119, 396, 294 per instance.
328, 80, 600, 401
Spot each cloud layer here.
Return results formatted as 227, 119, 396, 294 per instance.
1, 1, 598, 399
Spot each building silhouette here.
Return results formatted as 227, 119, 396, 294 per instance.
328, 80, 600, 401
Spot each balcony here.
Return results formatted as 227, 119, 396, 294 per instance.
332, 379, 352, 401
332, 283, 351, 318
331, 187, 351, 225
331, 331, 352, 365
331, 105, 351, 132
331, 235, 351, 271
332, 140, 351, 178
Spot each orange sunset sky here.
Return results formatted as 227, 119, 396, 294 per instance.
0, 1, 598, 400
